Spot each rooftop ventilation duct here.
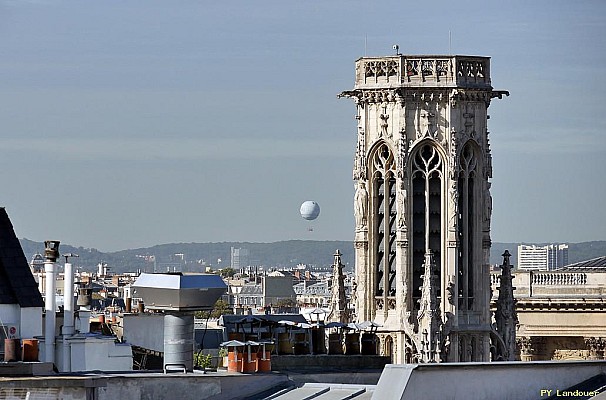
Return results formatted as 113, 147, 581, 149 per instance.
132, 273, 227, 311
132, 273, 227, 372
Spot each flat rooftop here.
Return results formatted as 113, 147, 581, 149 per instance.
3, 360, 606, 399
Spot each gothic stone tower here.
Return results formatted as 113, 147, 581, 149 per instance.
340, 54, 507, 363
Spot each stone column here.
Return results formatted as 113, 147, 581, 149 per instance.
396, 239, 409, 318
517, 337, 545, 361
395, 332, 408, 364
354, 238, 370, 321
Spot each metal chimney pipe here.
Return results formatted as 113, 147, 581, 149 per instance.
44, 240, 60, 365
62, 254, 78, 336
61, 253, 78, 372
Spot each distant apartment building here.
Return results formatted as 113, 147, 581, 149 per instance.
230, 247, 250, 270
294, 280, 330, 307
517, 244, 569, 271
234, 276, 296, 309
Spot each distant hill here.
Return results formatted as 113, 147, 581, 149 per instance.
18, 239, 355, 274
18, 239, 606, 274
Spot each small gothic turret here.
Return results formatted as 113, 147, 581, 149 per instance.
494, 250, 518, 361
327, 250, 350, 324
417, 251, 444, 363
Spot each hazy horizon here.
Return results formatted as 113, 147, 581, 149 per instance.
18, 236, 605, 255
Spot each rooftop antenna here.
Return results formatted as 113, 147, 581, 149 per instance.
63, 253, 79, 263
364, 34, 367, 56
449, 30, 452, 55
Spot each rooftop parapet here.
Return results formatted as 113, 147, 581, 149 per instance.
354, 55, 491, 89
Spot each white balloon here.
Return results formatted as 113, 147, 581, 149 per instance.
300, 201, 320, 221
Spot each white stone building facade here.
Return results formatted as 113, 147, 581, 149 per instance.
340, 54, 507, 363
491, 256, 606, 361
517, 244, 569, 271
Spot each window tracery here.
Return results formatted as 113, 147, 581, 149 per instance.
457, 143, 478, 310
371, 144, 397, 299
411, 143, 443, 306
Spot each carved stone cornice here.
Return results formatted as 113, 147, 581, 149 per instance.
515, 300, 606, 311
450, 89, 494, 106
338, 88, 400, 104
340, 88, 456, 106
402, 90, 449, 104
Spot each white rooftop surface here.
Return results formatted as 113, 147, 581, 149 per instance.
269, 384, 374, 400
371, 361, 606, 400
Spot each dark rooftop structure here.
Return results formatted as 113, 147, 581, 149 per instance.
0, 208, 44, 308
239, 284, 262, 296
218, 313, 308, 329
556, 256, 606, 272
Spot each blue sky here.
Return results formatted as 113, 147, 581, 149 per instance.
1, 0, 604, 251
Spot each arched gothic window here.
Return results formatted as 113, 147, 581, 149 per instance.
370, 143, 396, 298
457, 143, 479, 310
411, 143, 443, 305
